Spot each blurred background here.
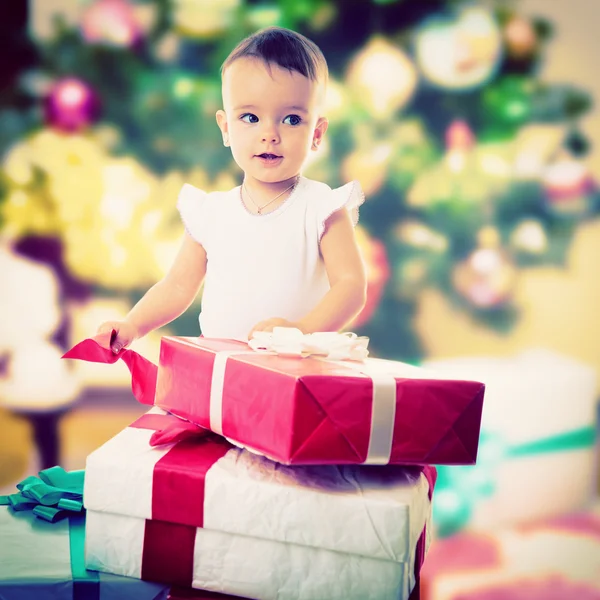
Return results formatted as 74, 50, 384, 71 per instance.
1, 0, 599, 597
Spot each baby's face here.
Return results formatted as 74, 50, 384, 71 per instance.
217, 57, 327, 186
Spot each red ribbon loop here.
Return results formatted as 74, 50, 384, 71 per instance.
62, 331, 158, 406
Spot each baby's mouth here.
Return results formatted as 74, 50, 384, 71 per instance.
257, 153, 281, 160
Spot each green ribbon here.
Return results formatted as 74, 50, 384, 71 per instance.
69, 513, 100, 600
0, 466, 85, 522
434, 424, 597, 537
1, 466, 100, 599
509, 426, 596, 457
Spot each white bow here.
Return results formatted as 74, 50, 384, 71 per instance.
249, 327, 369, 362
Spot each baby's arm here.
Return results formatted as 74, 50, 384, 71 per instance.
248, 208, 366, 339
300, 208, 367, 332
98, 232, 207, 352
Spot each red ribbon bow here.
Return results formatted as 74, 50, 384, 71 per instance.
62, 332, 209, 447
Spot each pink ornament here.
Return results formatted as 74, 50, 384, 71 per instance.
44, 78, 100, 132
542, 158, 596, 216
81, 0, 141, 48
445, 120, 475, 151
453, 246, 517, 309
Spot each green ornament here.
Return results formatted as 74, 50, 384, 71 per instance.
247, 5, 282, 29
483, 76, 533, 125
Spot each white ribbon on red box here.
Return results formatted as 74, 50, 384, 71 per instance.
248, 327, 370, 362
208, 328, 399, 465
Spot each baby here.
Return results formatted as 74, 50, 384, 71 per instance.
99, 26, 367, 353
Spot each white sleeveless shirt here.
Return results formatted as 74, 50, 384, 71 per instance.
177, 176, 364, 341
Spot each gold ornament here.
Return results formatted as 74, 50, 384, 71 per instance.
346, 36, 417, 119
173, 0, 240, 39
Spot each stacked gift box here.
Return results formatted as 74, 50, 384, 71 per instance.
1, 330, 487, 599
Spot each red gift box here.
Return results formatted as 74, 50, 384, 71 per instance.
154, 336, 484, 465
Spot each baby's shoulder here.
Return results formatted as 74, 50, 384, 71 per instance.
301, 177, 333, 197
299, 177, 365, 233
301, 177, 364, 210
179, 183, 239, 211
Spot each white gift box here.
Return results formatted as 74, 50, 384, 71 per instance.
83, 408, 435, 599
86, 509, 430, 600
423, 348, 598, 531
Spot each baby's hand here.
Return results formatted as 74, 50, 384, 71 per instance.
248, 318, 303, 341
97, 320, 139, 354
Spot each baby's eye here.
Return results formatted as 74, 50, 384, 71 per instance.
283, 114, 302, 126
240, 113, 259, 124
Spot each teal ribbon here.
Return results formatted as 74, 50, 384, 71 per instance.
69, 513, 100, 600
0, 466, 85, 522
433, 425, 597, 537
1, 466, 100, 599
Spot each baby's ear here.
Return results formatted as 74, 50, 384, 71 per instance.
216, 110, 229, 146
312, 116, 328, 150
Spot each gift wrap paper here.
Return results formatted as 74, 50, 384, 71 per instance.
154, 336, 485, 466
85, 408, 434, 563
85, 508, 430, 600
0, 506, 169, 600
421, 504, 600, 600
424, 349, 598, 531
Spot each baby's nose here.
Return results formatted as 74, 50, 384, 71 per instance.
261, 125, 280, 143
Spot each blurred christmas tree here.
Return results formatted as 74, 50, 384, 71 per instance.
0, 0, 597, 360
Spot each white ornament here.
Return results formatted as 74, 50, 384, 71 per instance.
415, 6, 503, 90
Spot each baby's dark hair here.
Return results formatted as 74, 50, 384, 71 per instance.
221, 26, 328, 84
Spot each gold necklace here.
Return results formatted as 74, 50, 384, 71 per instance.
242, 178, 298, 214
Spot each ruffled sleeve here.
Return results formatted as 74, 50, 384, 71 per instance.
317, 180, 365, 242
177, 183, 208, 246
